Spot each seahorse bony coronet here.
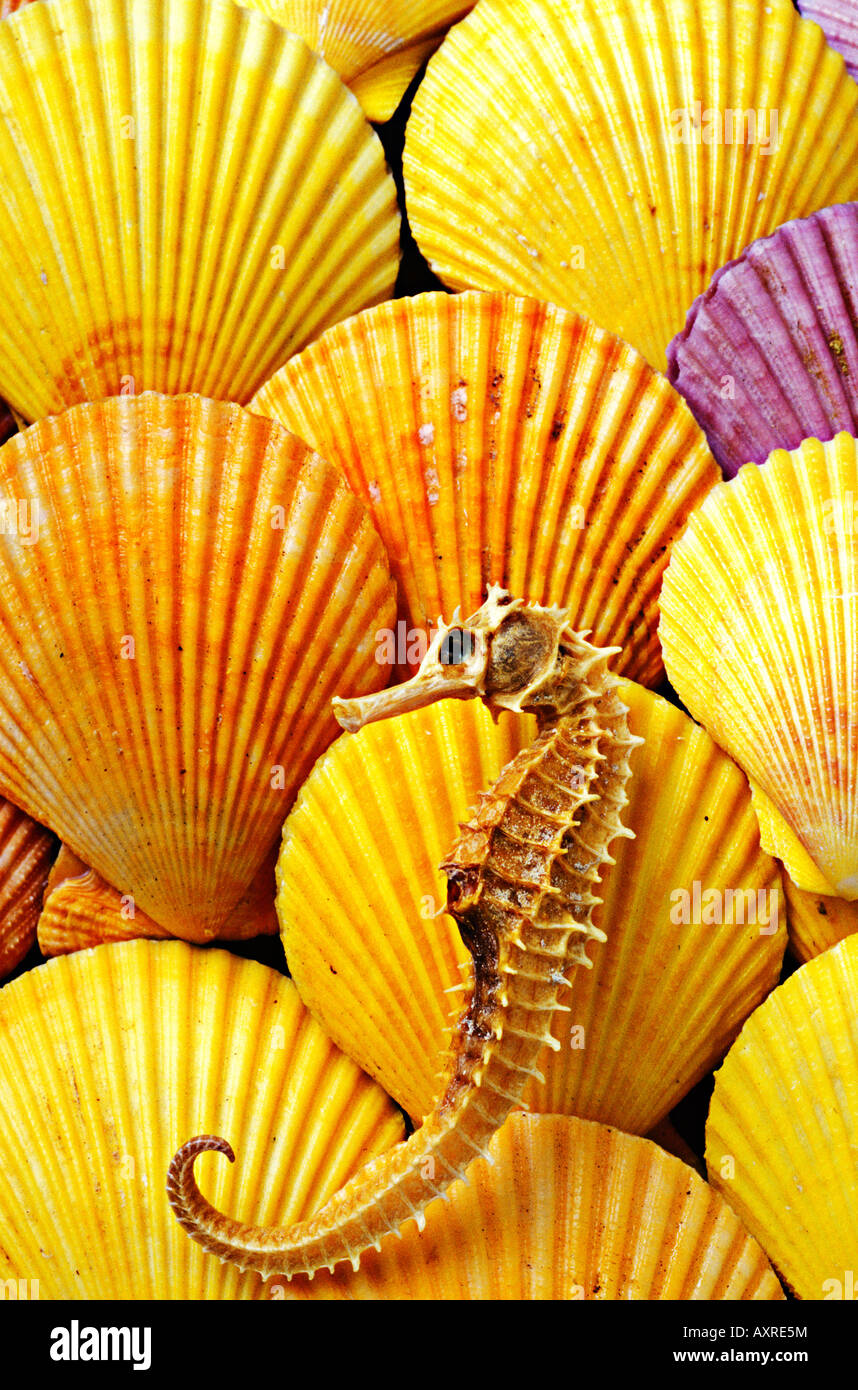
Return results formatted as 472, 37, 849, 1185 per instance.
167, 588, 641, 1277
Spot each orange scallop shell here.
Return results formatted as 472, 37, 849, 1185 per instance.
0, 799, 56, 978
37, 844, 278, 957
252, 291, 718, 686
0, 394, 394, 943
287, 1115, 784, 1300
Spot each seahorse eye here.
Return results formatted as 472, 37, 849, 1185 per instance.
439, 628, 475, 665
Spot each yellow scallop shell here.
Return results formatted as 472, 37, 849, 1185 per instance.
403, 0, 858, 371
0, 950, 783, 1302
0, 394, 394, 943
706, 935, 858, 1299
238, 1, 472, 120
252, 292, 719, 686
276, 680, 785, 1131
286, 1115, 783, 1300
0, 941, 404, 1299
661, 433, 858, 901
0, 0, 399, 421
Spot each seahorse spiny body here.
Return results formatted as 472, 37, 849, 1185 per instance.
167, 588, 640, 1278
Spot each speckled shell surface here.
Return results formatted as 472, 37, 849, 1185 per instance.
661, 433, 858, 901
706, 935, 858, 1299
0, 0, 399, 421
404, 0, 858, 371
252, 292, 719, 686
0, 394, 394, 942
277, 680, 785, 1131
0, 941, 404, 1299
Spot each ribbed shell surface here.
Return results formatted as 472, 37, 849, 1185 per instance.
0, 394, 395, 940
404, 0, 858, 370
277, 682, 785, 1130
253, 292, 719, 686
0, 941, 405, 1299
0, 0, 400, 420
706, 936, 858, 1299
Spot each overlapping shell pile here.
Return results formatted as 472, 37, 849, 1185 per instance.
0, 0, 855, 1301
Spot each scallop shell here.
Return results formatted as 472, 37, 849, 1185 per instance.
288, 1115, 784, 1300
706, 935, 858, 1299
0, 940, 405, 1299
403, 0, 858, 371
0, 394, 395, 943
0, 950, 782, 1301
347, 33, 441, 120
0, 0, 399, 423
660, 432, 858, 901
784, 874, 858, 964
668, 204, 858, 476
37, 844, 279, 957
276, 680, 785, 1130
238, 1, 471, 121
796, 1, 858, 80
0, 799, 55, 978
252, 292, 719, 686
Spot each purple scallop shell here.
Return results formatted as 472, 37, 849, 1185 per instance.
797, 0, 858, 81
667, 202, 858, 477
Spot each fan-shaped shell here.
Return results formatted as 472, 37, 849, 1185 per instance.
668, 204, 858, 476
287, 1115, 784, 1300
0, 941, 404, 1299
0, 394, 395, 942
706, 935, 858, 1299
252, 292, 719, 686
276, 680, 785, 1130
0, 799, 55, 978
403, 0, 858, 371
0, 949, 782, 1301
238, 1, 472, 120
0, 0, 399, 422
660, 432, 858, 901
37, 844, 278, 956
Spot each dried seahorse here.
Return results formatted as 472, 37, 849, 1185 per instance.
167, 587, 640, 1278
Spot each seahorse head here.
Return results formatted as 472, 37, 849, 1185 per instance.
333, 585, 587, 731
